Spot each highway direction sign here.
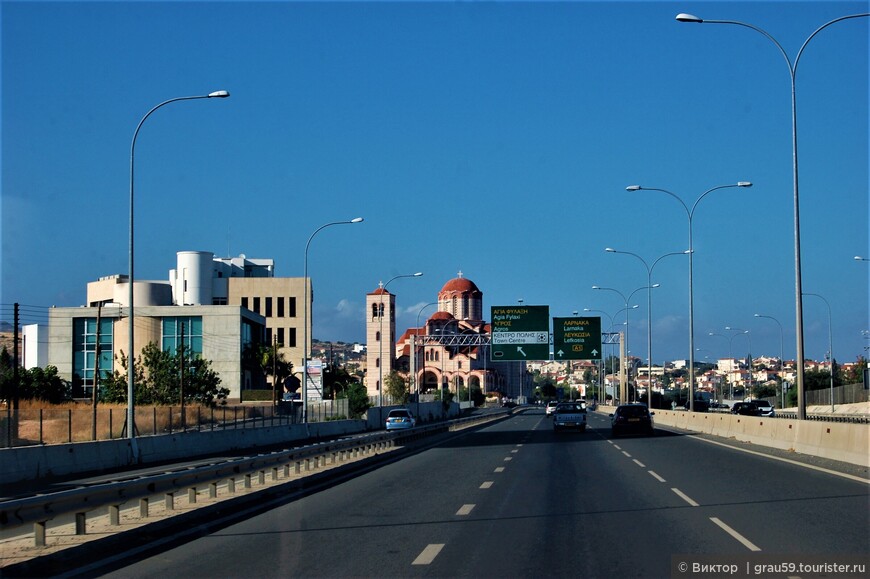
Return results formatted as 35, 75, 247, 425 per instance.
552, 316, 602, 360
490, 305, 550, 361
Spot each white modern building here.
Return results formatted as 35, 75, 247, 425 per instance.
48, 251, 309, 400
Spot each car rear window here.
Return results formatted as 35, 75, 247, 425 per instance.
556, 404, 586, 413
388, 410, 410, 418
618, 406, 648, 418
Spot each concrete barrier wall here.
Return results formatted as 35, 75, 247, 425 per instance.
651, 410, 869, 467
1, 402, 462, 487
0, 419, 368, 487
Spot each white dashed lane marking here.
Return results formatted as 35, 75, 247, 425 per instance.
456, 504, 475, 516
412, 544, 445, 565
648, 470, 666, 482
710, 517, 762, 551
632, 459, 646, 468
671, 488, 699, 507
494, 467, 505, 473
480, 481, 494, 489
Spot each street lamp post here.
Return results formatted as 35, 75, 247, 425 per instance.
378, 272, 423, 408
803, 293, 835, 411
605, 248, 690, 408
592, 285, 648, 403
754, 313, 785, 409
128, 90, 229, 458
675, 11, 868, 419
584, 308, 615, 403
415, 302, 438, 416
302, 218, 364, 423
725, 327, 752, 399
626, 182, 751, 411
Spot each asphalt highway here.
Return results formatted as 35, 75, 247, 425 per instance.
94, 409, 868, 578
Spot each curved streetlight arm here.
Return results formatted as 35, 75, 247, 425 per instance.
378, 272, 423, 407
302, 217, 364, 423
128, 90, 230, 454
677, 10, 868, 421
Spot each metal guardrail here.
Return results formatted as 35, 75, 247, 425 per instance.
0, 409, 510, 548
677, 407, 869, 424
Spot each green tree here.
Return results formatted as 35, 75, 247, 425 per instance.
384, 371, 409, 405
18, 365, 70, 403
253, 343, 293, 400
323, 363, 354, 400
0, 346, 16, 401
339, 382, 372, 419
98, 343, 228, 406
842, 356, 867, 384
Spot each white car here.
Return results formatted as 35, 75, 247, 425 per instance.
553, 402, 587, 432
385, 409, 417, 431
546, 401, 559, 417
751, 400, 775, 417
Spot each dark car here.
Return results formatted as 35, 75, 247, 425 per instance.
609, 404, 655, 437
684, 398, 710, 412
731, 401, 761, 416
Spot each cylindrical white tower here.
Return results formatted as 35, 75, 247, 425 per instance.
175, 251, 214, 306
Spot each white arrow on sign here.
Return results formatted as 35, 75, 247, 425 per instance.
591, 349, 599, 357
557, 349, 565, 358
517, 346, 527, 357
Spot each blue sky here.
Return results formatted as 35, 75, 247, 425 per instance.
2, 1, 868, 366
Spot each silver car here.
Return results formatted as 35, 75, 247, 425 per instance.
751, 400, 775, 417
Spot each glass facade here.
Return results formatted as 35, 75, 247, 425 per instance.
73, 317, 113, 386
162, 316, 203, 355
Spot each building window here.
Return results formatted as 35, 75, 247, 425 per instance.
277, 327, 285, 346
277, 297, 285, 318
212, 297, 227, 305
266, 327, 273, 344
253, 297, 261, 315
376, 331, 381, 342
241, 297, 249, 309
73, 317, 113, 389
265, 297, 273, 317
288, 297, 297, 317
162, 316, 203, 356
288, 327, 297, 347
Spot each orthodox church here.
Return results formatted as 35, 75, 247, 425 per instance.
365, 273, 528, 403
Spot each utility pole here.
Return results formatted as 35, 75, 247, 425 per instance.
13, 303, 20, 412
93, 305, 102, 440
180, 322, 186, 429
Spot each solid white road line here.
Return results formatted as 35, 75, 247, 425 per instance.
456, 504, 475, 516
412, 544, 445, 565
653, 427, 870, 486
710, 517, 762, 551
671, 488, 699, 507
632, 459, 646, 468
648, 470, 666, 482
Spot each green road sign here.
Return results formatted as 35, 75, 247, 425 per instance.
553, 316, 602, 360
490, 305, 550, 361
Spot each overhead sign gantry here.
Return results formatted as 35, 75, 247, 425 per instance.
490, 305, 550, 361
552, 316, 602, 360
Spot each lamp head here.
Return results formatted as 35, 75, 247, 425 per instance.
208, 90, 230, 98
413, 272, 423, 277
592, 286, 600, 290
737, 181, 752, 187
351, 217, 364, 223
605, 247, 616, 253
676, 13, 703, 23
651, 283, 661, 288
626, 185, 642, 191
